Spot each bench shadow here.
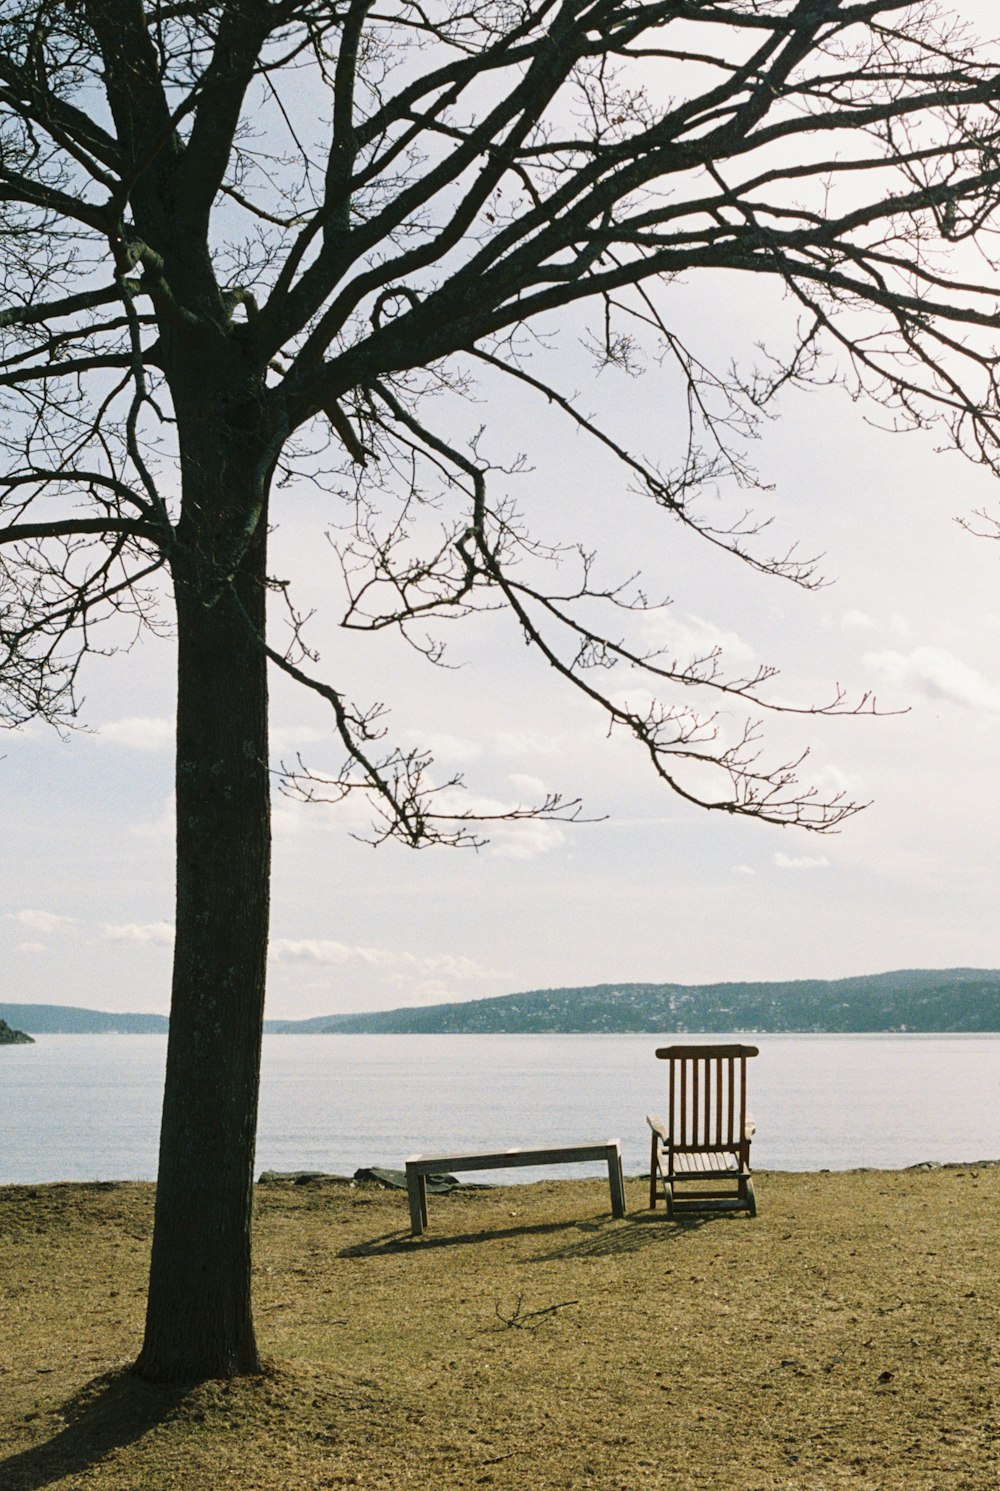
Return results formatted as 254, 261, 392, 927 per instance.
0, 1368, 190, 1491
340, 1206, 738, 1259
338, 1215, 589, 1257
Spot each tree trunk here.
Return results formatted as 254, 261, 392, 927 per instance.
135, 446, 272, 1382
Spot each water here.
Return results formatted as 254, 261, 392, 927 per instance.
1, 1032, 998, 1186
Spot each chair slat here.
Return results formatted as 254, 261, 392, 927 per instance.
727, 1057, 734, 1146
715, 1056, 723, 1147
679, 1058, 687, 1147
692, 1058, 699, 1144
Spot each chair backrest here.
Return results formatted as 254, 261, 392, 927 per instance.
654, 1044, 759, 1152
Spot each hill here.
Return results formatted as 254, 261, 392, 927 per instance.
0, 1004, 168, 1034
5, 968, 1000, 1036
272, 967, 1000, 1034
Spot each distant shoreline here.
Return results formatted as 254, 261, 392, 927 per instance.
4, 968, 1000, 1036
6, 1025, 1000, 1037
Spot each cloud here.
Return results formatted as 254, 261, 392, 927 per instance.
863, 646, 1000, 713
103, 921, 175, 945
17, 941, 46, 954
608, 683, 658, 718
774, 852, 829, 870
643, 609, 757, 666
271, 938, 395, 968
492, 730, 561, 759
132, 795, 175, 840
733, 865, 755, 876
506, 772, 549, 799
269, 939, 492, 979
842, 610, 911, 639
8, 909, 77, 935
99, 716, 174, 750
270, 724, 325, 758
401, 730, 484, 765
489, 820, 567, 860
427, 783, 569, 861
388, 978, 455, 1005
810, 763, 863, 797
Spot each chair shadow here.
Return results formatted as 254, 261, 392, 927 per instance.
529, 1207, 731, 1260
0, 1368, 191, 1491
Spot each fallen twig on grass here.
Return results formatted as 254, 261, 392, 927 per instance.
492, 1295, 579, 1331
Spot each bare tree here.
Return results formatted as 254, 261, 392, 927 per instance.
2, 0, 1000, 1381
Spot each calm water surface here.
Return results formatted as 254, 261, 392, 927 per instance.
1, 1032, 998, 1186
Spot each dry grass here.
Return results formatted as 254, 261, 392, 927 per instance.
1, 1167, 999, 1490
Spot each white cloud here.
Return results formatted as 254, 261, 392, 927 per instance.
733, 865, 755, 876
389, 978, 454, 1005
420, 782, 569, 860
841, 610, 911, 638
643, 609, 757, 667
489, 819, 567, 860
506, 772, 549, 799
132, 795, 175, 839
810, 763, 863, 797
774, 852, 829, 870
103, 921, 175, 944
269, 939, 491, 979
271, 938, 394, 967
863, 646, 1000, 713
16, 941, 47, 954
492, 730, 561, 759
270, 724, 325, 758
99, 716, 174, 750
8, 909, 77, 935
401, 730, 484, 765
608, 683, 658, 718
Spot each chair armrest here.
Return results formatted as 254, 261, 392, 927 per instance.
646, 1113, 668, 1144
744, 1114, 756, 1141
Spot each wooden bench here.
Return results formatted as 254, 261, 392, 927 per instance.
404, 1140, 626, 1236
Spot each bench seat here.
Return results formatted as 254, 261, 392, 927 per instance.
405, 1140, 626, 1235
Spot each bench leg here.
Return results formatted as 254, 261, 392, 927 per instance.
607, 1145, 626, 1218
407, 1169, 426, 1237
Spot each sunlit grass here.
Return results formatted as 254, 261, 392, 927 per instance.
1, 1169, 998, 1488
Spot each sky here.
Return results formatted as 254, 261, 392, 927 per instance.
4, 7, 1000, 1021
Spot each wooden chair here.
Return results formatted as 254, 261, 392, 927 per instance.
647, 1044, 758, 1217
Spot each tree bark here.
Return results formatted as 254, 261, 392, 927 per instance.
136, 424, 272, 1382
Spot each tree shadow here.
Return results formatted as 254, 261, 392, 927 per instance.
0, 1368, 191, 1491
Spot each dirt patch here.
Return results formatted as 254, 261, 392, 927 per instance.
1, 1168, 998, 1488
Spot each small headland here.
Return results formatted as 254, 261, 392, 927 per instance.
0, 1017, 32, 1045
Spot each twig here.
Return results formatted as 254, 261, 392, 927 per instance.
493, 1294, 579, 1330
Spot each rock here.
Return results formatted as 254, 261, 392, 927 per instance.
256, 1169, 352, 1185
0, 1018, 33, 1045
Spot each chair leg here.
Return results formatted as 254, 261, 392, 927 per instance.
648, 1134, 659, 1209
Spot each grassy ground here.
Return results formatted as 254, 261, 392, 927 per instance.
1, 1167, 998, 1490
